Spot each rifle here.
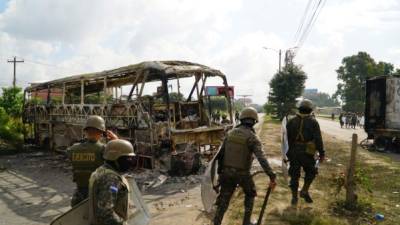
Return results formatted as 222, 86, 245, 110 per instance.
256, 187, 272, 225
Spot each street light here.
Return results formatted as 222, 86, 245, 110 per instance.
263, 47, 282, 72
262, 46, 299, 72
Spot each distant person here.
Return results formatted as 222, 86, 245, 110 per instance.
360, 115, 365, 129
221, 114, 230, 125
331, 113, 335, 121
215, 110, 221, 123
286, 99, 325, 205
67, 116, 118, 207
339, 113, 344, 128
351, 114, 357, 129
235, 110, 240, 123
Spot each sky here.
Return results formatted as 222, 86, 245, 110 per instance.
0, 0, 399, 104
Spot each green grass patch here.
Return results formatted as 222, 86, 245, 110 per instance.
264, 114, 281, 125
280, 209, 349, 225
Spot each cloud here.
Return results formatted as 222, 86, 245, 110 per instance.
0, 0, 399, 105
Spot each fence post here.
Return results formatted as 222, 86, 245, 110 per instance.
345, 133, 358, 209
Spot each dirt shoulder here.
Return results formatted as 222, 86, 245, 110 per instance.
226, 116, 400, 225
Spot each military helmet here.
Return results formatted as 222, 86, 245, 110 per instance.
298, 99, 313, 110
84, 115, 106, 132
239, 107, 258, 122
103, 139, 135, 161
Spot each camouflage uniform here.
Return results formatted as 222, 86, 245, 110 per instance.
286, 113, 324, 200
67, 140, 105, 206
89, 163, 131, 225
214, 124, 276, 225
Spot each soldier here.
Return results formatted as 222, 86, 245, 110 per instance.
214, 107, 277, 225
67, 115, 118, 207
88, 139, 136, 225
221, 114, 230, 125
286, 99, 325, 205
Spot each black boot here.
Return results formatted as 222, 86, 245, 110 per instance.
291, 190, 298, 205
300, 181, 313, 203
300, 191, 313, 203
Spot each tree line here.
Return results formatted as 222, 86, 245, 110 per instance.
265, 51, 399, 119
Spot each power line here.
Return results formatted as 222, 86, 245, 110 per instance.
297, 0, 325, 49
293, 0, 313, 43
293, 0, 326, 57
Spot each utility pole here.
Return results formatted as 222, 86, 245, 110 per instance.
263, 47, 282, 73
263, 47, 297, 73
237, 94, 252, 107
7, 56, 24, 87
278, 49, 282, 73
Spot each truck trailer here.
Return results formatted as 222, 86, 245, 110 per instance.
365, 75, 400, 151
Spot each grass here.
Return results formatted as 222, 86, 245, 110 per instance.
225, 115, 400, 225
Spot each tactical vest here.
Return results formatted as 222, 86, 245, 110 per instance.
89, 165, 131, 224
294, 114, 317, 155
223, 127, 253, 172
69, 141, 104, 188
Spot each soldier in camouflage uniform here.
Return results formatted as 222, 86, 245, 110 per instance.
67, 115, 118, 207
214, 107, 277, 225
286, 99, 325, 205
89, 139, 136, 225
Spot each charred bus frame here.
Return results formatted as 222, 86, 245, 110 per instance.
23, 61, 234, 172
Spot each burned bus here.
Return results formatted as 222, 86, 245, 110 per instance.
23, 61, 234, 173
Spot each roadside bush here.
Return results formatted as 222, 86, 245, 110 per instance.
0, 107, 25, 148
0, 87, 23, 117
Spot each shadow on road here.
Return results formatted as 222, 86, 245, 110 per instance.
0, 152, 73, 224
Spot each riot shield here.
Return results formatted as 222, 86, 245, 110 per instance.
50, 177, 150, 225
281, 116, 289, 182
201, 147, 221, 213
50, 199, 89, 225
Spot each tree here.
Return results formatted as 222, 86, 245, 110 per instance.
0, 86, 26, 147
268, 64, 307, 119
0, 87, 23, 118
263, 102, 274, 115
303, 91, 339, 107
169, 92, 185, 102
335, 52, 397, 112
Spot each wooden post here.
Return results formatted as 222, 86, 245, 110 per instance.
103, 78, 107, 104
345, 133, 358, 209
80, 79, 84, 105
62, 83, 65, 104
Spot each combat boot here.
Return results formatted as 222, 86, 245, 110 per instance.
300, 191, 313, 203
300, 181, 313, 203
291, 190, 298, 205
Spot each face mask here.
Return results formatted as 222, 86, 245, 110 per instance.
117, 156, 135, 172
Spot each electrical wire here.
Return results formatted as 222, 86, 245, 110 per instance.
297, 0, 326, 49
292, 0, 327, 57
293, 0, 313, 43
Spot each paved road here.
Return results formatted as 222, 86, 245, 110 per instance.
317, 118, 367, 142
317, 118, 400, 162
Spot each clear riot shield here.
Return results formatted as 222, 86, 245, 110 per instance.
126, 176, 151, 225
50, 177, 150, 225
281, 116, 289, 182
201, 147, 221, 213
50, 199, 89, 225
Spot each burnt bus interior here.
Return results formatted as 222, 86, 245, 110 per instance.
23, 61, 234, 174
